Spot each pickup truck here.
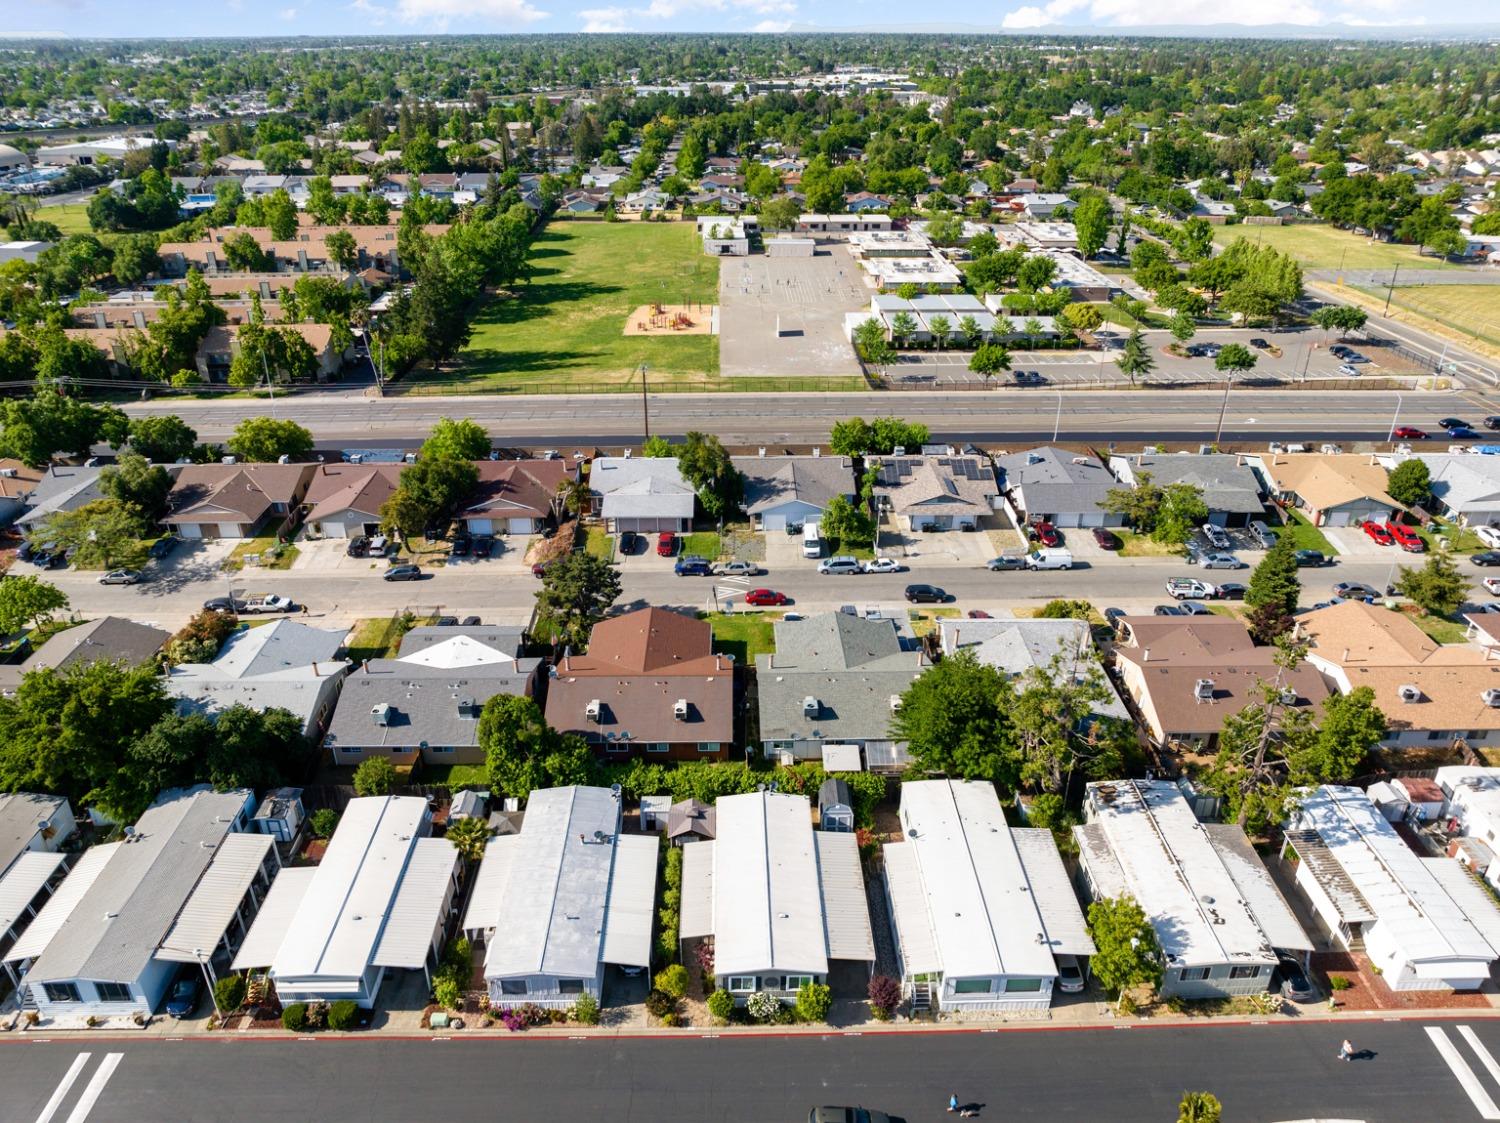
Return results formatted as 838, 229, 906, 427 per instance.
203, 593, 296, 615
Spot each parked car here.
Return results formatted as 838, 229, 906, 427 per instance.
656, 531, 677, 557
1166, 577, 1215, 600
15, 540, 37, 563
818, 556, 862, 576
1056, 953, 1086, 994
1295, 550, 1329, 567
1091, 528, 1120, 550
1180, 601, 1213, 616
674, 556, 713, 576
862, 557, 904, 574
1013, 370, 1045, 385
1485, 576, 1500, 596
808, 1107, 903, 1123
1361, 520, 1394, 546
383, 564, 423, 581
713, 559, 764, 577
1337, 363, 1359, 377
1473, 551, 1500, 567
1248, 521, 1278, 549
435, 615, 459, 627
531, 560, 551, 578
1475, 526, 1500, 549
98, 569, 141, 586
1486, 416, 1500, 431
1025, 549, 1073, 570
1344, 351, 1369, 364
967, 610, 992, 619
448, 536, 472, 559
1384, 522, 1424, 552
1276, 956, 1316, 1003
1154, 604, 1185, 616
744, 588, 787, 606
1214, 582, 1248, 600
1333, 581, 1380, 600
619, 531, 640, 555
346, 535, 370, 558
1103, 607, 1127, 626
365, 535, 390, 557
1249, 337, 1271, 350
461, 616, 482, 626
1199, 552, 1244, 570
472, 536, 494, 559
904, 584, 951, 604
1392, 426, 1427, 440
1030, 521, 1061, 547
1201, 523, 1231, 550
164, 971, 202, 1018
203, 594, 295, 614
985, 555, 1024, 571
148, 535, 180, 559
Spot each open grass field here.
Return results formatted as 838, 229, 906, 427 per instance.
455, 222, 720, 389
36, 202, 93, 236
1213, 224, 1466, 272
1361, 285, 1500, 350
705, 611, 778, 664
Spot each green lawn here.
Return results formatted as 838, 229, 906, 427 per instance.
223, 536, 298, 572
704, 611, 778, 664
1417, 519, 1484, 555
1213, 224, 1466, 273
584, 526, 615, 560
421, 763, 490, 788
682, 531, 721, 559
827, 537, 875, 560
1411, 612, 1470, 645
1282, 510, 1336, 555
38, 202, 93, 236
345, 613, 435, 662
1357, 284, 1500, 350
454, 222, 720, 390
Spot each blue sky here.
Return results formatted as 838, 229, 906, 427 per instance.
6, 0, 1442, 39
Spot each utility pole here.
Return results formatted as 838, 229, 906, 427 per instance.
1214, 375, 1233, 446
1384, 265, 1400, 317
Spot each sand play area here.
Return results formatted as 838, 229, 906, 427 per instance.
623, 302, 719, 336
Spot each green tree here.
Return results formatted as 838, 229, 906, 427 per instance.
1072, 194, 1112, 259
0, 391, 127, 468
421, 417, 491, 462
535, 551, 622, 650
1005, 652, 1129, 794
325, 229, 358, 272
110, 234, 160, 287
819, 494, 873, 546
1178, 1092, 1223, 1123
263, 189, 299, 241
1017, 254, 1058, 293
227, 417, 313, 462
33, 499, 145, 569
127, 414, 197, 462
678, 431, 742, 520
478, 694, 594, 798
928, 314, 952, 350
0, 575, 67, 634
891, 652, 1017, 787
1397, 552, 1469, 617
1154, 483, 1209, 546
1086, 896, 1163, 1008
1114, 327, 1154, 384
1310, 304, 1367, 339
222, 232, 270, 272
353, 756, 399, 797
852, 318, 895, 366
1214, 343, 1258, 375
381, 456, 478, 539
958, 314, 984, 349
969, 342, 1011, 380
759, 197, 800, 232
1061, 303, 1104, 334
1387, 459, 1431, 508
445, 815, 490, 862
889, 311, 918, 347
641, 436, 674, 458
99, 452, 173, 522
1168, 311, 1197, 346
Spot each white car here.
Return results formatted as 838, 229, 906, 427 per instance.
712, 559, 764, 577
1485, 576, 1500, 596
1200, 552, 1244, 570
862, 557, 904, 574
1476, 526, 1500, 550
1201, 523, 1231, 550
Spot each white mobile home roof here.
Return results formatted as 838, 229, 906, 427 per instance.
600, 833, 659, 968
157, 833, 275, 963
1202, 824, 1313, 953
814, 831, 875, 962
713, 791, 828, 978
484, 786, 622, 981
461, 835, 518, 937
679, 840, 714, 940
0, 851, 66, 943
272, 796, 429, 980
882, 842, 940, 975
5, 843, 119, 964
1010, 827, 1096, 956
372, 838, 458, 969
232, 866, 317, 971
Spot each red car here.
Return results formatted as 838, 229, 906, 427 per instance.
1361, 521, 1394, 546
1385, 522, 1425, 552
656, 531, 677, 557
1392, 426, 1427, 440
744, 588, 787, 607
531, 560, 551, 578
1031, 522, 1062, 547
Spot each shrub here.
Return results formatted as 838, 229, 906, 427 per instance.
433, 978, 461, 1010
353, 757, 399, 797
644, 989, 678, 1019
1117, 992, 1139, 1017
654, 924, 677, 966
309, 808, 340, 839
654, 964, 689, 1000
663, 846, 683, 889
304, 1002, 327, 1029
328, 999, 359, 1031
867, 974, 901, 1020
693, 940, 715, 980
795, 982, 833, 1024
280, 1003, 308, 1031
213, 973, 247, 1013
707, 988, 734, 1024
746, 990, 780, 1022
572, 993, 600, 1025
499, 1008, 525, 1031
1329, 975, 1353, 991
660, 1011, 680, 1027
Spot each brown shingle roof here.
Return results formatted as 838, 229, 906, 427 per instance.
303, 463, 404, 522
563, 606, 721, 675
464, 460, 570, 521
165, 463, 312, 525
1258, 454, 1397, 513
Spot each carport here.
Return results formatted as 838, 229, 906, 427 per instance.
157, 833, 280, 997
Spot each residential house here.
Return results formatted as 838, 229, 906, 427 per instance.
4, 787, 273, 1020
1112, 615, 1329, 750
165, 619, 349, 737
324, 629, 541, 766
1379, 453, 1500, 528
462, 459, 574, 537
461, 785, 658, 1007
163, 463, 314, 540
679, 790, 874, 1004
0, 616, 170, 693
0, 461, 47, 526
1075, 780, 1312, 999
755, 612, 926, 766
1297, 600, 1500, 749
994, 446, 1123, 529
937, 617, 1127, 721
1016, 193, 1072, 218
588, 457, 696, 533
15, 465, 104, 534
0, 794, 74, 879
233, 796, 458, 1007
546, 607, 734, 762
1248, 453, 1398, 528
301, 463, 404, 539
733, 454, 856, 533
1107, 452, 1267, 528
1282, 785, 1500, 989
884, 780, 1094, 1012
195, 322, 346, 383
871, 454, 999, 532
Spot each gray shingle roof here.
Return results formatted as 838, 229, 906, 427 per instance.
937, 617, 1128, 721
0, 617, 170, 691
734, 455, 855, 516
324, 658, 539, 752
0, 792, 68, 877
1108, 454, 1265, 517
397, 625, 525, 660
873, 455, 998, 517
994, 446, 1116, 517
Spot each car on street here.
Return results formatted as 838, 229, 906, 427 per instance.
1385, 522, 1425, 552
164, 971, 202, 1019
744, 588, 787, 606
1091, 528, 1120, 550
1200, 552, 1244, 570
1166, 577, 1216, 599
1276, 956, 1316, 1003
1154, 604, 1185, 616
1214, 582, 1248, 600
1487, 416, 1500, 431
1333, 581, 1380, 600
1449, 426, 1479, 439
203, 594, 296, 614
674, 556, 713, 576
1474, 551, 1500, 567
1439, 418, 1470, 430
1295, 549, 1330, 567
904, 584, 951, 604
1485, 576, 1500, 596
862, 557, 904, 574
1361, 520, 1394, 546
819, 556, 863, 575
99, 569, 141, 586
713, 559, 764, 577
1201, 523, 1231, 550
1392, 426, 1427, 440
1475, 525, 1500, 549
984, 555, 1024, 571
656, 532, 677, 557
808, 1108, 903, 1123
383, 564, 423, 581
148, 535, 180, 559
1030, 521, 1061, 547
1180, 601, 1213, 615
1249, 337, 1271, 350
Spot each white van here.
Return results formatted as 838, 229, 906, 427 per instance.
1025, 548, 1073, 570
803, 520, 823, 559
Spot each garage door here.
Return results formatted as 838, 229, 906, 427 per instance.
468, 519, 495, 536
179, 523, 202, 539
1078, 512, 1105, 528
319, 521, 348, 539
217, 523, 241, 538
1325, 510, 1351, 528
762, 514, 787, 533
507, 518, 534, 535
1053, 513, 1083, 528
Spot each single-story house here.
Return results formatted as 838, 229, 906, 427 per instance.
1107, 452, 1267, 528
734, 454, 856, 533
885, 780, 1094, 1012
1075, 779, 1312, 999
462, 785, 658, 1008
871, 455, 999, 532
15, 465, 106, 532
0, 616, 171, 693
1248, 453, 1398, 528
163, 463, 315, 540
301, 463, 404, 539
994, 447, 1124, 529
462, 459, 574, 537
0, 793, 74, 879
1379, 453, 1500, 528
588, 456, 696, 534
937, 617, 1128, 722
680, 790, 874, 1004
0, 460, 45, 526
234, 796, 459, 1007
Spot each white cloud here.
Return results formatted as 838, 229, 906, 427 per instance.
1003, 0, 1353, 25
347, 0, 389, 23
580, 4, 631, 28
1001, 0, 1084, 28
278, 6, 297, 18
395, 0, 549, 27
752, 17, 791, 28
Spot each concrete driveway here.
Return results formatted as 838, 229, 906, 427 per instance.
879, 526, 994, 567
765, 530, 814, 572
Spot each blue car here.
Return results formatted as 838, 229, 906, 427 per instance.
1449, 427, 1479, 439
164, 972, 201, 1018
674, 555, 712, 576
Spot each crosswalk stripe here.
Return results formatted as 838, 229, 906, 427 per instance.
33, 1053, 90, 1123
63, 1053, 122, 1123
1428, 1026, 1500, 1120
1460, 1026, 1500, 1089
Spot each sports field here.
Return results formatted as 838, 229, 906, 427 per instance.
1213, 223, 1466, 272
1364, 285, 1500, 349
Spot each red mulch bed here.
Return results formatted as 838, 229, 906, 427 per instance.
1312, 950, 1490, 1011
301, 839, 329, 862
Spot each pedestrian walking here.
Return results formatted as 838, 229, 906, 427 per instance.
1338, 1038, 1354, 1062
948, 1093, 959, 1113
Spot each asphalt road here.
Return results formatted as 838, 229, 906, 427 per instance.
10, 1018, 1500, 1122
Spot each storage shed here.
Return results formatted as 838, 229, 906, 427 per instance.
819, 779, 854, 833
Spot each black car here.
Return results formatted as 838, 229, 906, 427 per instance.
620, 531, 641, 555
1154, 604, 1185, 616
1486, 416, 1500, 431
449, 535, 472, 559
15, 540, 36, 563
904, 584, 950, 604
1438, 417, 1470, 430
202, 597, 238, 613
1103, 606, 1127, 627
472, 536, 494, 559
346, 535, 370, 558
1249, 337, 1271, 350
1214, 582, 1248, 600
809, 1108, 903, 1123
436, 615, 459, 627
461, 615, 482, 626
1295, 549, 1329, 567
1474, 552, 1500, 568
43, 550, 68, 570
383, 564, 423, 581
1013, 370, 1045, 385
148, 535, 181, 559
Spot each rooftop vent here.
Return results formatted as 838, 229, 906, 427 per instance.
1194, 678, 1215, 702
673, 698, 689, 720
889, 694, 903, 712
585, 699, 602, 722
1279, 689, 1298, 706
1398, 684, 1423, 704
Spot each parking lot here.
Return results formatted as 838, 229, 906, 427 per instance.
718, 243, 868, 377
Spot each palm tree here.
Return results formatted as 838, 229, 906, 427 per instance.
446, 815, 491, 863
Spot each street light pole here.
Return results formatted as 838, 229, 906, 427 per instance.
1053, 392, 1062, 443
1214, 375, 1233, 446
1384, 265, 1400, 317
1387, 393, 1404, 444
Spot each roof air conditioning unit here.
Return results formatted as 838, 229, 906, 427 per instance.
891, 446, 906, 456
371, 702, 392, 726
1072, 456, 1089, 465
1398, 684, 1422, 703
277, 454, 290, 464
1279, 689, 1298, 706
585, 699, 602, 722
1483, 688, 1500, 708
889, 694, 903, 712
220, 455, 237, 465
1194, 678, 1215, 701
0, 468, 16, 478
802, 696, 820, 718
673, 698, 689, 720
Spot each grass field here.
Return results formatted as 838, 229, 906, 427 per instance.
37, 202, 93, 236
1213, 224, 1466, 273
1358, 285, 1500, 349
705, 611, 778, 664
455, 222, 720, 389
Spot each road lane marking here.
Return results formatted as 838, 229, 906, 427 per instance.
62, 1052, 122, 1123
1428, 1027, 1500, 1120
33, 1053, 90, 1123
1459, 1026, 1500, 1089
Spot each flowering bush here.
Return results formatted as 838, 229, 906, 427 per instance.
746, 990, 780, 1022
498, 1008, 525, 1032
693, 940, 715, 979
867, 975, 901, 1020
